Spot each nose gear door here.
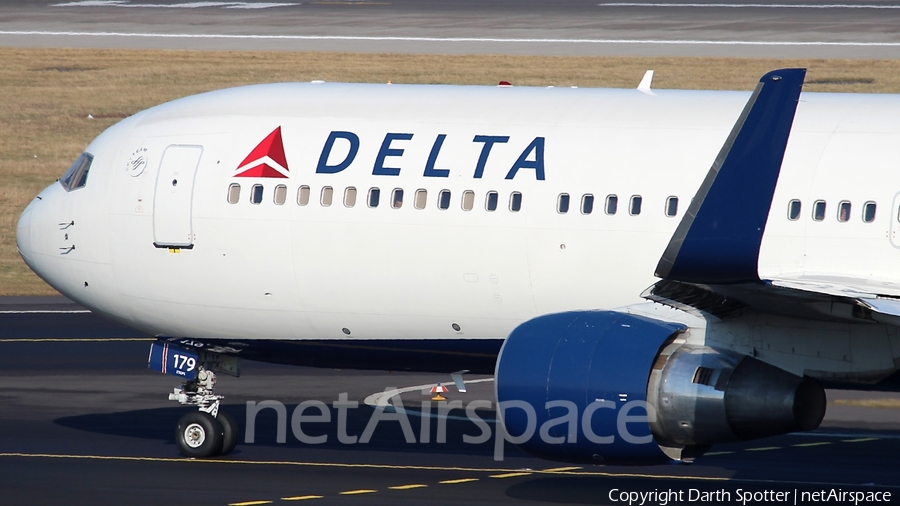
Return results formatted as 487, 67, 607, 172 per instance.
153, 145, 202, 249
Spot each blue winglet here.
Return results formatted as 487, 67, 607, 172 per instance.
655, 68, 806, 284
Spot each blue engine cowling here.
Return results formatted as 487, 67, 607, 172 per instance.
494, 310, 684, 465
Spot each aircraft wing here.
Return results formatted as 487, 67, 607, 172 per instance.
770, 274, 900, 318
767, 275, 900, 299
644, 276, 900, 325
644, 67, 900, 326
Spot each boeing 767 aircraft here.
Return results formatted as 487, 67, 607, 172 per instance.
16, 68, 900, 464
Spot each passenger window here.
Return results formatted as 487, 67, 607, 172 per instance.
812, 200, 826, 221
665, 196, 678, 217
581, 194, 594, 215
391, 188, 404, 209
321, 186, 333, 207
344, 187, 357, 208
227, 183, 241, 204
863, 201, 877, 223
629, 195, 642, 216
250, 184, 264, 204
438, 190, 451, 210
415, 189, 428, 210
59, 152, 93, 192
297, 185, 310, 206
787, 199, 801, 220
509, 192, 522, 212
462, 190, 475, 211
837, 201, 851, 222
605, 194, 618, 215
368, 187, 380, 208
486, 191, 499, 211
557, 193, 570, 214
273, 184, 287, 205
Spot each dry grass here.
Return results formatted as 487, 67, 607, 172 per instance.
3, 47, 900, 295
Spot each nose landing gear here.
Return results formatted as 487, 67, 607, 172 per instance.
149, 340, 242, 457
169, 366, 240, 457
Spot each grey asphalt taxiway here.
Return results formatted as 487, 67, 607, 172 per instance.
2, 297, 900, 505
1, 0, 899, 58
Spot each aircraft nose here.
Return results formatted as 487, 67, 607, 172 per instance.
16, 201, 35, 268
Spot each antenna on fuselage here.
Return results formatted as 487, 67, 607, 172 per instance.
638, 70, 655, 96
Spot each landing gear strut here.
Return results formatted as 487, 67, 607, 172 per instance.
169, 366, 239, 457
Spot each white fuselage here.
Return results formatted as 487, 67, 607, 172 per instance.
15, 82, 900, 380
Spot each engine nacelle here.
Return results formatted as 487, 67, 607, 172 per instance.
647, 340, 826, 460
495, 310, 826, 464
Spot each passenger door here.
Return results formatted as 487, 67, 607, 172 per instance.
890, 192, 900, 249
153, 145, 202, 248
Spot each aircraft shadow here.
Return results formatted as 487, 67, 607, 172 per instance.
54, 403, 522, 458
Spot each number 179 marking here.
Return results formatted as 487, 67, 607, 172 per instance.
172, 353, 196, 372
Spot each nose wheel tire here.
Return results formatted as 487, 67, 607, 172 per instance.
217, 410, 239, 456
176, 411, 223, 458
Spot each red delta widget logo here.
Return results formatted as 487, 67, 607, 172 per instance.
234, 126, 548, 180
234, 127, 290, 179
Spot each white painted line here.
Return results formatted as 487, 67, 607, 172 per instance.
599, 2, 900, 8
52, 1, 300, 8
1, 31, 898, 47
0, 310, 91, 314
364, 377, 496, 422
364, 378, 494, 407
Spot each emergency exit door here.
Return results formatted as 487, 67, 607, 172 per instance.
153, 145, 202, 248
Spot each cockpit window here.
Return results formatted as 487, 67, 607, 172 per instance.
59, 153, 93, 192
